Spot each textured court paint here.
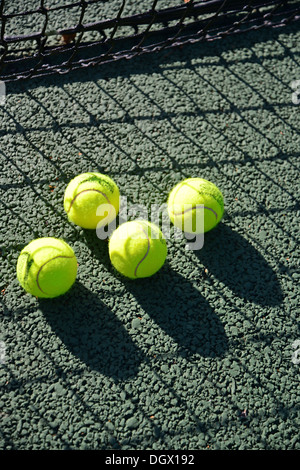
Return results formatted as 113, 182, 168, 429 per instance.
1, 14, 300, 451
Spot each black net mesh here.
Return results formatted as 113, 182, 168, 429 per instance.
0, 0, 299, 82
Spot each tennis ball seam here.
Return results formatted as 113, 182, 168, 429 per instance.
169, 203, 218, 220
36, 255, 76, 295
81, 174, 115, 193
109, 221, 167, 279
17, 238, 78, 298
172, 186, 223, 211
133, 221, 167, 278
21, 252, 76, 293
64, 172, 120, 229
169, 182, 223, 223
133, 223, 150, 277
66, 189, 112, 213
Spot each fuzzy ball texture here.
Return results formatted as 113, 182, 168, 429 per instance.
64, 172, 120, 229
167, 178, 224, 234
16, 237, 78, 298
109, 220, 168, 279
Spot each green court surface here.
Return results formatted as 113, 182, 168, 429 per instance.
0, 7, 299, 451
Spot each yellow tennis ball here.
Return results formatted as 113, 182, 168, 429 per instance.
64, 172, 120, 229
16, 237, 78, 298
109, 220, 167, 279
167, 178, 224, 234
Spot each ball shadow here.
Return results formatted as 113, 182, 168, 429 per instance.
125, 267, 229, 358
194, 224, 283, 306
40, 282, 143, 381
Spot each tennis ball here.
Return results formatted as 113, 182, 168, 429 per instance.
167, 178, 224, 234
109, 220, 167, 279
64, 172, 120, 229
16, 237, 78, 298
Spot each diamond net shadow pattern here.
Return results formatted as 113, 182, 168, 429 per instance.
0, 0, 299, 82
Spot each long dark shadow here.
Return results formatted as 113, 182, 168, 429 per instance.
40, 282, 144, 381
194, 223, 284, 306
122, 265, 229, 358
5, 22, 300, 94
